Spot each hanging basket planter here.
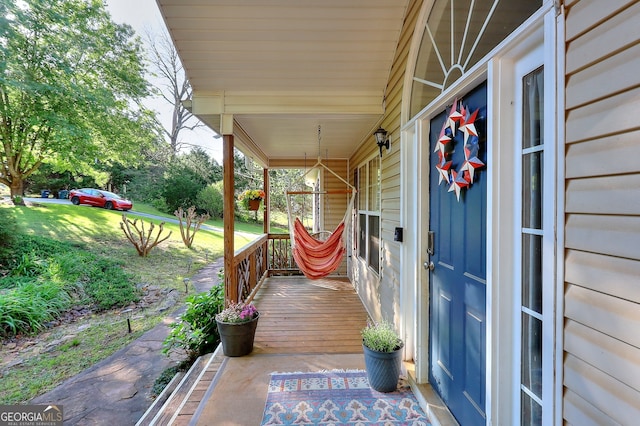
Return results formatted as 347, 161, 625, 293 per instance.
248, 199, 261, 211
238, 189, 266, 211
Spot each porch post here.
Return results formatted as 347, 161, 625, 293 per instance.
223, 134, 237, 304
263, 167, 270, 275
263, 167, 269, 234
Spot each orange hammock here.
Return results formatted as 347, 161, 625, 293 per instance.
291, 218, 346, 279
286, 181, 355, 279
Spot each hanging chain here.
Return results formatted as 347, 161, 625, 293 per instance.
317, 125, 322, 160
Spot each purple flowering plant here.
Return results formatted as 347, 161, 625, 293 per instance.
215, 302, 259, 323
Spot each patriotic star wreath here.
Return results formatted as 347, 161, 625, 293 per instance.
434, 98, 485, 201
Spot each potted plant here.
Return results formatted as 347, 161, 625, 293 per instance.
361, 319, 404, 392
238, 189, 265, 211
215, 301, 260, 356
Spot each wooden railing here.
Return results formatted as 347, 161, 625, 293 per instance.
229, 234, 268, 304
267, 233, 297, 274
228, 233, 299, 304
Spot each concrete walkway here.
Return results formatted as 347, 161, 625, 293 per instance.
31, 258, 224, 426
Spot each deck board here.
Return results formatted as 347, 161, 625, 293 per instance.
252, 276, 369, 354
162, 275, 370, 424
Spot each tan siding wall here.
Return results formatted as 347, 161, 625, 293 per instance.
322, 159, 350, 275
348, 0, 422, 321
563, 0, 640, 423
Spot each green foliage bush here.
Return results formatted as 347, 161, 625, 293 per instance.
0, 280, 72, 337
78, 258, 140, 310
163, 283, 225, 361
196, 182, 224, 218
162, 166, 207, 214
150, 197, 170, 213
125, 165, 167, 204
0, 234, 139, 337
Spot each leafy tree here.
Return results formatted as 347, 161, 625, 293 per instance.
124, 164, 166, 204
181, 147, 222, 184
104, 163, 134, 194
269, 168, 309, 212
116, 140, 172, 203
0, 0, 159, 198
234, 151, 261, 191
162, 164, 207, 213
24, 163, 76, 196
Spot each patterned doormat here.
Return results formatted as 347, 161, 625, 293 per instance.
260, 370, 431, 425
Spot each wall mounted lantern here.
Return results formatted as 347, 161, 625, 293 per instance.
374, 127, 391, 157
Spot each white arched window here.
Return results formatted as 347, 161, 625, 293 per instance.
410, 0, 540, 116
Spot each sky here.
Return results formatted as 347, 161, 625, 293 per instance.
105, 0, 224, 164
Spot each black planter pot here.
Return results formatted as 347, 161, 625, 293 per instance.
363, 343, 404, 392
216, 314, 260, 357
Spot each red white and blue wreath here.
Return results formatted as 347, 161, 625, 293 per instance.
434, 98, 485, 201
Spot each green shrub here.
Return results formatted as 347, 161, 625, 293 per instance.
81, 258, 140, 310
150, 361, 190, 398
150, 197, 169, 213
0, 235, 139, 336
162, 167, 207, 214
196, 182, 224, 219
0, 280, 73, 337
163, 283, 225, 361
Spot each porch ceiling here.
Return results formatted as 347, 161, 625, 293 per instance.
156, 0, 409, 166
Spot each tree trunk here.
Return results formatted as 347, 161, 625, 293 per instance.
10, 177, 24, 198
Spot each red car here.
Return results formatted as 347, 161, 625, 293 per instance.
68, 188, 133, 211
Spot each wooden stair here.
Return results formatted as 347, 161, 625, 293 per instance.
136, 347, 224, 426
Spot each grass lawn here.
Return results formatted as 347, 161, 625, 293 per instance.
0, 201, 261, 404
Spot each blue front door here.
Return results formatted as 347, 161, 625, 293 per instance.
428, 82, 487, 426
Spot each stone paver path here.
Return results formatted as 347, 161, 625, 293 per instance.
31, 259, 223, 425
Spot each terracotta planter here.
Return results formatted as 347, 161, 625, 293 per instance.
363, 342, 404, 392
216, 314, 260, 357
248, 199, 261, 211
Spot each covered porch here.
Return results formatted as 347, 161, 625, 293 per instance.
149, 1, 452, 424
144, 274, 448, 425
136, 227, 452, 425
183, 275, 368, 425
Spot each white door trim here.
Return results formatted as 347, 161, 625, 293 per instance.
401, 5, 559, 425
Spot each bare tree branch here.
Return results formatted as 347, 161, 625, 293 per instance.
120, 214, 172, 257
145, 29, 205, 158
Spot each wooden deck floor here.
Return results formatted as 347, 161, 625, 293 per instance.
252, 276, 370, 354
164, 275, 371, 425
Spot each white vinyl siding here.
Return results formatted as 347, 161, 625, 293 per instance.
349, 0, 420, 322
563, 0, 640, 424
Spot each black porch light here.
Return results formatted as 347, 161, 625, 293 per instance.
374, 127, 390, 157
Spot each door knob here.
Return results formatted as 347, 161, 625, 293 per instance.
423, 261, 435, 271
